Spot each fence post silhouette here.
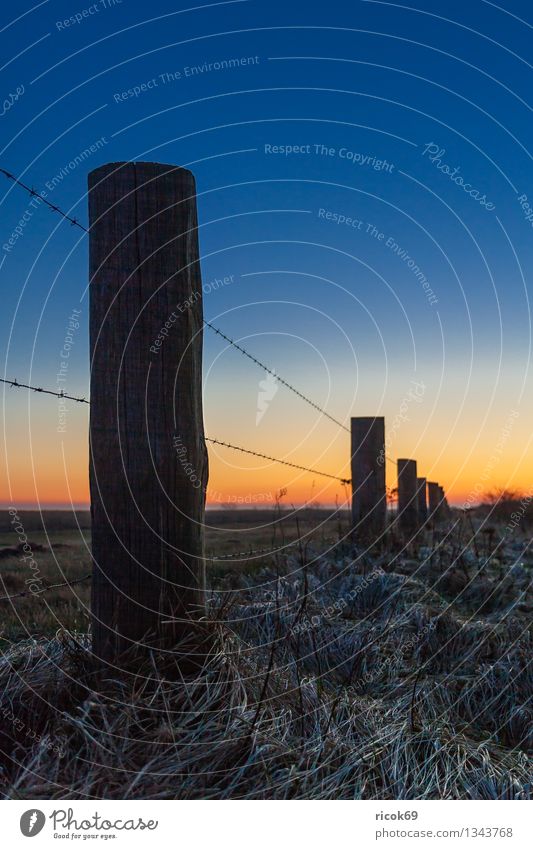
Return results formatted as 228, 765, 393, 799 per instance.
88, 161, 208, 667
397, 459, 419, 536
351, 417, 386, 542
427, 481, 441, 520
438, 485, 449, 519
417, 476, 428, 525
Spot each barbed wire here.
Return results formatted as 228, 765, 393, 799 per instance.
204, 319, 351, 433
0, 377, 89, 404
0, 377, 352, 483
0, 376, 396, 473
0, 168, 88, 232
204, 321, 397, 467
206, 436, 351, 484
1, 166, 396, 469
0, 573, 91, 603
207, 539, 304, 561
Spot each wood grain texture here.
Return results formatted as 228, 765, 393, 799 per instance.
397, 459, 419, 536
350, 417, 386, 541
427, 481, 441, 521
88, 161, 208, 664
417, 476, 428, 524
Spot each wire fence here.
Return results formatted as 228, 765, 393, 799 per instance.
1, 164, 413, 576
0, 574, 91, 603
0, 377, 89, 404
206, 437, 351, 484
0, 376, 351, 484
203, 319, 350, 433
1, 165, 360, 467
0, 168, 88, 232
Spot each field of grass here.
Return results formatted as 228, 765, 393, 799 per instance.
0, 508, 346, 641
0, 508, 531, 798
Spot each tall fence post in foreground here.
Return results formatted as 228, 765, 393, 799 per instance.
88, 161, 208, 667
427, 481, 441, 520
417, 477, 428, 525
351, 417, 386, 543
397, 459, 419, 537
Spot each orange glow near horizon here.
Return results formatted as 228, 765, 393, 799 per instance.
2, 371, 532, 511
2, 437, 532, 511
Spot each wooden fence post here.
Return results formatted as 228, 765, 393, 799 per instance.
417, 476, 428, 525
397, 459, 419, 536
88, 161, 208, 666
438, 485, 449, 519
427, 481, 440, 520
350, 417, 386, 542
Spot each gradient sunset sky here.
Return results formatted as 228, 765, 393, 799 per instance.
1, 0, 532, 509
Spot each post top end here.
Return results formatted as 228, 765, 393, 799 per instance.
88, 161, 195, 185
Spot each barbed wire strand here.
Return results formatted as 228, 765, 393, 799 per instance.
0, 168, 88, 232
203, 319, 351, 433
204, 320, 396, 467
0, 377, 351, 482
206, 436, 351, 484
0, 573, 91, 603
1, 167, 396, 467
0, 377, 89, 404
207, 539, 304, 561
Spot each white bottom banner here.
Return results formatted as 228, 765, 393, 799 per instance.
2, 800, 531, 847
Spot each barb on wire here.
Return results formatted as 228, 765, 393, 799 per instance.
0, 168, 88, 232
0, 573, 91, 603
1, 376, 396, 470
206, 436, 351, 484
1, 167, 397, 465
2, 377, 350, 480
0, 377, 89, 404
207, 540, 303, 561
204, 319, 350, 433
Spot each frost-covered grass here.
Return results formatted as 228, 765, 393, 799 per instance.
0, 522, 531, 799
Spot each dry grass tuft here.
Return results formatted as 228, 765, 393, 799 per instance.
0, 517, 531, 799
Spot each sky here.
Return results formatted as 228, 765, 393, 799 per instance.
1, 0, 532, 509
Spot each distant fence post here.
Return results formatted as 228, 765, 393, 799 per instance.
350, 417, 386, 542
417, 476, 428, 525
427, 481, 440, 520
438, 485, 449, 519
88, 161, 208, 666
397, 459, 419, 536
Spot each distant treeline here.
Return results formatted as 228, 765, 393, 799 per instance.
477, 488, 533, 526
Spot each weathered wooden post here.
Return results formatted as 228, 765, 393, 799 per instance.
438, 485, 449, 519
351, 417, 386, 542
397, 459, 418, 537
427, 481, 440, 520
417, 477, 428, 525
88, 161, 208, 666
